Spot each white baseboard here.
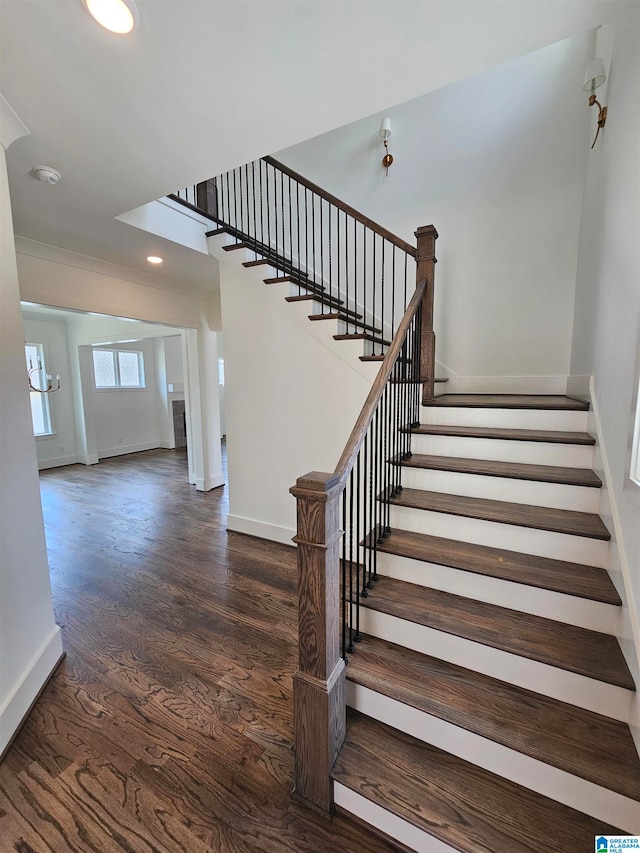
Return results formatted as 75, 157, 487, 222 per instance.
589, 380, 640, 755
158, 440, 174, 449
448, 374, 569, 395
566, 374, 592, 400
0, 626, 64, 756
38, 454, 79, 470
227, 513, 295, 545
195, 473, 225, 492
98, 441, 160, 459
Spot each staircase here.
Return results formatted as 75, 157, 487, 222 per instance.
331, 393, 640, 850
175, 159, 639, 850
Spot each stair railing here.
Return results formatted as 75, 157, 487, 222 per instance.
170, 164, 438, 811
172, 157, 420, 356
290, 225, 438, 812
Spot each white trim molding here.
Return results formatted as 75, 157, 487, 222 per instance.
0, 626, 63, 756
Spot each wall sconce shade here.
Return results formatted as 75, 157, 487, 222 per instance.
379, 117, 392, 140
583, 57, 608, 148
583, 58, 606, 92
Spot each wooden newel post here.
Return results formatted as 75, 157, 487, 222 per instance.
290, 471, 346, 813
415, 225, 439, 403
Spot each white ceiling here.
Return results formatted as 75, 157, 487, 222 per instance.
1, 0, 630, 294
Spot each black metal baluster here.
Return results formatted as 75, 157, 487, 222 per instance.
288, 175, 293, 282
353, 219, 358, 336
312, 193, 318, 308
328, 203, 332, 306
320, 198, 324, 312
361, 432, 369, 599
251, 162, 257, 256
354, 449, 362, 644
372, 405, 379, 584
342, 483, 347, 661
372, 232, 377, 355
363, 227, 367, 343
348, 466, 355, 654
280, 169, 285, 275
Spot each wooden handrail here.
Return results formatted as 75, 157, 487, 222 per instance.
263, 156, 417, 258
334, 277, 427, 485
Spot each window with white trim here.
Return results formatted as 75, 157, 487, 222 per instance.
92, 348, 146, 389
25, 343, 53, 436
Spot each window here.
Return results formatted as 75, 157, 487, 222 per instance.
92, 348, 145, 389
25, 343, 53, 436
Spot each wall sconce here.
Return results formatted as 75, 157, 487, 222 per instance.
27, 356, 61, 394
379, 117, 393, 176
583, 58, 608, 148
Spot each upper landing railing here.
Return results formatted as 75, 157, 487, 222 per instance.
171, 157, 425, 363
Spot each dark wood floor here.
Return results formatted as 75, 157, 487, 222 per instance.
0, 448, 396, 853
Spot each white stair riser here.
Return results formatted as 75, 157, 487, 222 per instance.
409, 433, 594, 468
356, 608, 631, 722
398, 467, 601, 513
374, 551, 619, 634
388, 504, 609, 568
334, 784, 458, 853
422, 406, 589, 432
347, 684, 640, 834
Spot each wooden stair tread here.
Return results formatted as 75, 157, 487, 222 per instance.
334, 333, 391, 347
332, 710, 622, 852
372, 528, 621, 603
347, 634, 640, 800
396, 453, 602, 487
356, 575, 634, 688
389, 487, 611, 540
410, 423, 596, 444
309, 313, 382, 335
222, 241, 250, 251
284, 295, 367, 322
424, 394, 590, 411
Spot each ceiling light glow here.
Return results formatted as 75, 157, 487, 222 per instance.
82, 0, 139, 34
147, 256, 163, 264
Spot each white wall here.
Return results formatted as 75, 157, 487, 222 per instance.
90, 340, 161, 459
568, 10, 640, 746
275, 33, 594, 386
0, 113, 62, 756
22, 315, 79, 469
218, 257, 373, 543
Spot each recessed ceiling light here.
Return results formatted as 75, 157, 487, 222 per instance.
81, 0, 140, 34
147, 256, 163, 264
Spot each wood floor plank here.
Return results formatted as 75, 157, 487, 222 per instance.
347, 634, 640, 800
397, 453, 602, 487
357, 575, 635, 689
373, 527, 621, 603
410, 423, 596, 444
0, 448, 396, 853
332, 710, 622, 853
423, 394, 590, 410
389, 486, 611, 539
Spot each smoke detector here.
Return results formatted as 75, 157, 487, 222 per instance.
33, 166, 62, 185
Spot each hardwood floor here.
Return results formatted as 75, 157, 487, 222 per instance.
0, 448, 397, 853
